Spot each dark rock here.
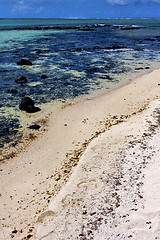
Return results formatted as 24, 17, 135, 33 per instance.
10, 89, 18, 94
19, 97, 41, 113
138, 194, 143, 199
92, 46, 101, 50
15, 76, 27, 84
155, 35, 160, 40
135, 67, 144, 70
86, 67, 99, 73
63, 82, 71, 86
17, 59, 32, 66
28, 124, 41, 130
75, 47, 83, 52
82, 211, 87, 215
36, 49, 43, 54
105, 45, 124, 50
112, 45, 124, 50
40, 74, 48, 79
27, 234, 33, 239
90, 212, 96, 216
144, 37, 156, 41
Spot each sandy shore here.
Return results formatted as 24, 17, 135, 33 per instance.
0, 69, 160, 239
35, 99, 160, 240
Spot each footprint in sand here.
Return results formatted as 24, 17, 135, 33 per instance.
77, 179, 97, 190
37, 210, 56, 223
61, 193, 84, 208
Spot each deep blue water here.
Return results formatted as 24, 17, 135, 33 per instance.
0, 18, 160, 153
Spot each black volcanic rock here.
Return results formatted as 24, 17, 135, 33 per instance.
85, 67, 99, 73
15, 76, 27, 84
135, 67, 144, 70
28, 124, 41, 130
10, 89, 18, 94
144, 37, 156, 41
40, 74, 48, 79
17, 59, 32, 66
19, 97, 41, 113
36, 49, 43, 54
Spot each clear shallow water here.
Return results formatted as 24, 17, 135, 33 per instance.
0, 18, 160, 153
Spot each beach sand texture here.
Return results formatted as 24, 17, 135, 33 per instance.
0, 69, 160, 239
35, 100, 160, 240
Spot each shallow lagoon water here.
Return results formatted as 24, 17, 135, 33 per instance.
0, 18, 160, 156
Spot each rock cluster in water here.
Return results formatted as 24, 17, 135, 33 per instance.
16, 59, 41, 114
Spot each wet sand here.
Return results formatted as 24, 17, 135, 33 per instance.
0, 69, 160, 240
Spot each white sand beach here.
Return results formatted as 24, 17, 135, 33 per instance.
35, 99, 160, 240
0, 69, 160, 240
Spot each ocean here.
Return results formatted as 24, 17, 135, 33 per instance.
0, 18, 160, 159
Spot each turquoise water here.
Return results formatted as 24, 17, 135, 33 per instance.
0, 18, 160, 154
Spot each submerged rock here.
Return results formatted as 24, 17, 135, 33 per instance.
17, 59, 32, 66
85, 67, 99, 73
9, 89, 18, 94
63, 81, 71, 86
112, 45, 125, 50
144, 37, 156, 41
15, 76, 27, 84
40, 74, 48, 79
36, 49, 43, 54
19, 97, 41, 113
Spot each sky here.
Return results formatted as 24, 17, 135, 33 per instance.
0, 0, 160, 18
